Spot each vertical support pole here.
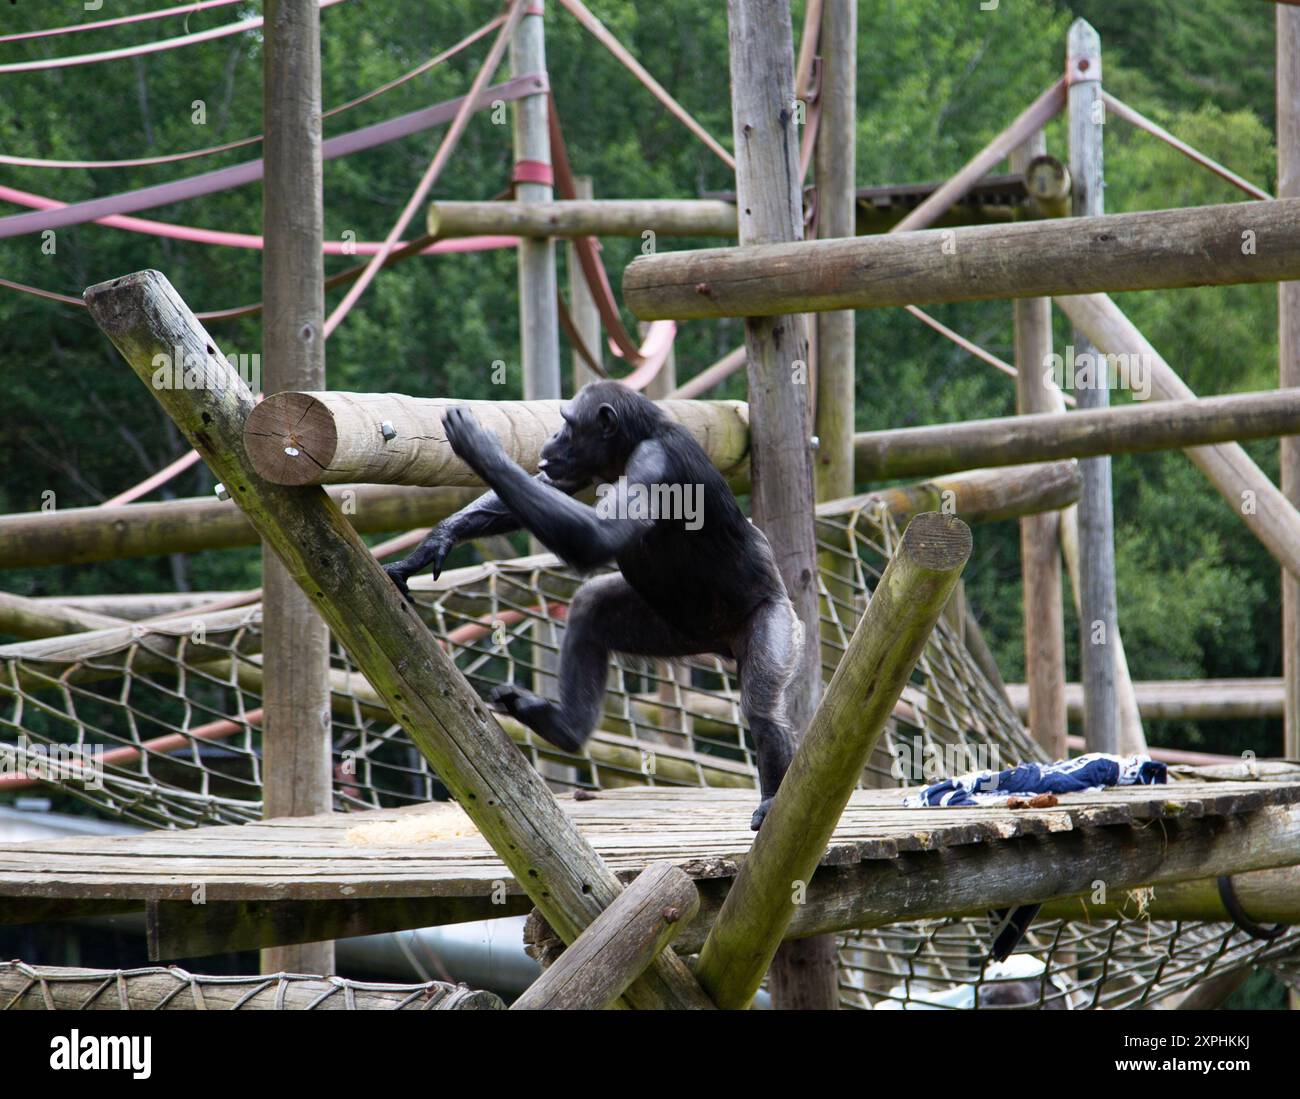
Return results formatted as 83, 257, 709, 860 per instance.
1067, 19, 1118, 755
260, 0, 333, 975
1012, 132, 1067, 760
813, 0, 856, 505
1277, 2, 1300, 1012
512, 0, 560, 400
568, 176, 603, 391
727, 0, 837, 1010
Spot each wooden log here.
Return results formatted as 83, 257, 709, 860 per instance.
668, 804, 1300, 950
622, 197, 1300, 321
511, 862, 698, 1009
1068, 18, 1119, 756
813, 0, 856, 504
243, 392, 752, 486
84, 269, 713, 1011
567, 177, 603, 389
820, 460, 1081, 526
1058, 292, 1300, 583
0, 486, 479, 570
694, 512, 971, 1009
430, 199, 738, 239
1005, 678, 1289, 722
0, 961, 503, 1010
1280, 2, 1300, 762
1013, 131, 1068, 760
261, 0, 334, 977
512, 1, 560, 402
726, 0, 835, 1010
853, 388, 1300, 481
1036, 865, 1300, 924
0, 592, 126, 640
28, 593, 230, 620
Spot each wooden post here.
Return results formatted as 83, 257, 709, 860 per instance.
261, 0, 333, 975
85, 270, 713, 1011
510, 862, 698, 1009
429, 198, 739, 239
567, 177, 603, 390
621, 197, 1300, 320
512, 0, 560, 401
1279, 0, 1300, 1013
813, 0, 856, 503
1280, 3, 1300, 766
726, 0, 836, 1010
1013, 131, 1067, 759
1068, 19, 1117, 754
694, 513, 972, 1009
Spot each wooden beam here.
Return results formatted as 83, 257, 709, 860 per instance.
622, 197, 1300, 321
1280, 3, 1300, 763
1068, 18, 1119, 757
512, 1, 560, 401
511, 862, 698, 1009
854, 388, 1300, 480
430, 198, 738, 239
1005, 678, 1290, 722
567, 177, 603, 390
0, 486, 479, 571
1059, 292, 1300, 583
813, 0, 856, 504
694, 512, 971, 1009
83, 269, 713, 1011
0, 592, 126, 640
243, 392, 751, 487
1013, 130, 1067, 761
821, 461, 1081, 524
725, 0, 835, 1011
261, 0, 332, 976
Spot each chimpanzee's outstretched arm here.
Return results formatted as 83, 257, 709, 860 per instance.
383, 473, 576, 598
442, 406, 666, 571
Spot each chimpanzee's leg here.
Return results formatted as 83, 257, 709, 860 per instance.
732, 597, 803, 831
490, 574, 707, 753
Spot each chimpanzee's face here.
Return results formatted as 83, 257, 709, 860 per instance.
538, 391, 619, 490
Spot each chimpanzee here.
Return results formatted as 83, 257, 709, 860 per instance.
383, 381, 802, 830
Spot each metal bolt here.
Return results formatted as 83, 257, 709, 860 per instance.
381, 420, 397, 441
214, 483, 230, 501
284, 446, 300, 457
661, 906, 682, 924
809, 434, 821, 450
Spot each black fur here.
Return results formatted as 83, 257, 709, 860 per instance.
385, 382, 801, 829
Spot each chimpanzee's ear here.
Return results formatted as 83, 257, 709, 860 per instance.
596, 402, 618, 438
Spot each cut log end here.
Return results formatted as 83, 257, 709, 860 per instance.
899, 512, 974, 571
244, 392, 340, 486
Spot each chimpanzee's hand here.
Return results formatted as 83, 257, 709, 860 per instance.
443, 407, 508, 485
382, 563, 416, 604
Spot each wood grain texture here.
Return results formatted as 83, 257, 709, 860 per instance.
511, 861, 698, 1009
623, 197, 1300, 320
1280, 3, 1300, 760
83, 269, 712, 1011
694, 513, 971, 1009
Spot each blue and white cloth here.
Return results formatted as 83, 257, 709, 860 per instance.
903, 752, 1166, 808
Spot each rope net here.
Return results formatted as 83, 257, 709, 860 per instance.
1, 503, 1295, 1008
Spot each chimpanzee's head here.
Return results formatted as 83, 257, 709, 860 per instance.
538, 381, 662, 490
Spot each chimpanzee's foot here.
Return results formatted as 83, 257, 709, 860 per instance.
750, 797, 775, 831
488, 685, 585, 753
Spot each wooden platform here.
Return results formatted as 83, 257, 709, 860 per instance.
3, 780, 1298, 959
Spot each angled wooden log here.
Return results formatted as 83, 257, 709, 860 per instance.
0, 592, 126, 640
429, 199, 738, 239
243, 391, 752, 487
83, 269, 713, 1011
693, 512, 971, 1009
853, 388, 1300, 481
622, 197, 1300, 320
1059, 292, 1300, 582
511, 862, 698, 1010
